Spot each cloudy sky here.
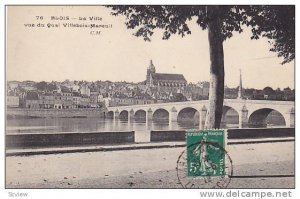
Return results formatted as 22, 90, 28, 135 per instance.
7, 6, 294, 89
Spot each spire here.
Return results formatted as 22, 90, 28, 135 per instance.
237, 69, 243, 99
148, 59, 156, 73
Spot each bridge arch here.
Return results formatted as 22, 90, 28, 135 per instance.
177, 107, 200, 128
153, 108, 169, 122
248, 108, 286, 128
221, 106, 239, 129
106, 111, 114, 119
119, 110, 129, 121
134, 109, 146, 122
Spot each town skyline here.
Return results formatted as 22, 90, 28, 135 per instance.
6, 78, 295, 91
7, 6, 295, 90
7, 73, 295, 110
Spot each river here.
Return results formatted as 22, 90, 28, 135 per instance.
6, 117, 201, 131
6, 113, 285, 143
3, 116, 242, 142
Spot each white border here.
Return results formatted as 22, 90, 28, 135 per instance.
1, 1, 298, 199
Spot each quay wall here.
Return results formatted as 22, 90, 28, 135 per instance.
6, 131, 134, 148
150, 130, 186, 142
6, 108, 105, 118
6, 128, 294, 149
150, 128, 295, 142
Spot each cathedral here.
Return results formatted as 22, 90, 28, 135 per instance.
146, 60, 187, 89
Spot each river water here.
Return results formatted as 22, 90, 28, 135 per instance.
7, 117, 231, 142
6, 118, 201, 142
6, 113, 284, 132
5, 116, 284, 133
6, 114, 284, 142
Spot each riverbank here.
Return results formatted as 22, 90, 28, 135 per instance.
6, 141, 294, 188
6, 128, 295, 149
6, 108, 105, 118
7, 162, 294, 188
5, 137, 294, 156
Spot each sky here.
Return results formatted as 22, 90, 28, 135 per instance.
6, 6, 295, 89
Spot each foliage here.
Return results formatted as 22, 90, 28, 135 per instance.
262, 86, 274, 95
108, 5, 294, 64
46, 83, 57, 92
172, 93, 188, 102
243, 6, 295, 64
36, 81, 47, 91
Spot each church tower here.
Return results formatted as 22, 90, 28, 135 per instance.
237, 69, 243, 99
146, 60, 156, 86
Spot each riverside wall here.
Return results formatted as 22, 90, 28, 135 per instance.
5, 128, 295, 149
6, 108, 105, 118
150, 128, 295, 142
6, 131, 135, 148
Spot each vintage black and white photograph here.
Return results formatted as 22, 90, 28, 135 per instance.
5, 5, 295, 189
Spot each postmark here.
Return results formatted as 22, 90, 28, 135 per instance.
176, 130, 233, 188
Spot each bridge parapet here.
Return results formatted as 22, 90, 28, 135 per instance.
105, 99, 294, 128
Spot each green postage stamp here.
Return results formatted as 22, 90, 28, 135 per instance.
186, 130, 225, 177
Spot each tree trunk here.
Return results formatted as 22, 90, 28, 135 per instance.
207, 6, 225, 129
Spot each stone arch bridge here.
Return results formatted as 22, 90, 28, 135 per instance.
105, 99, 295, 129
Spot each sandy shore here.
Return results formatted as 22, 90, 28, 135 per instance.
6, 141, 294, 188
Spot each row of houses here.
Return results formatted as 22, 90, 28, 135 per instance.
7, 90, 105, 109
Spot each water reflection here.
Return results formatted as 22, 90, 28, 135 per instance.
6, 111, 285, 135
6, 117, 184, 134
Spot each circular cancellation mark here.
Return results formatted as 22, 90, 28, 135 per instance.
176, 141, 233, 188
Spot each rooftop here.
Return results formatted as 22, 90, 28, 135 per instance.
151, 73, 187, 82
